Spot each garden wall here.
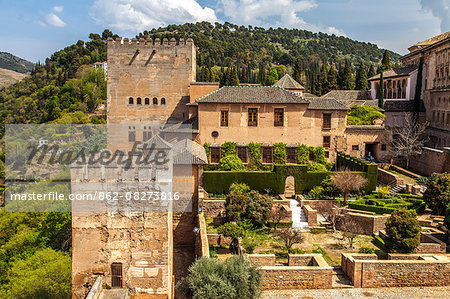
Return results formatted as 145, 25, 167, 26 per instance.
378, 168, 404, 186
409, 147, 450, 176
342, 253, 450, 288
247, 254, 276, 266
195, 213, 209, 258
202, 200, 226, 219
337, 211, 389, 235
259, 254, 332, 290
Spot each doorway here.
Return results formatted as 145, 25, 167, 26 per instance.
284, 176, 295, 198
111, 263, 123, 288
364, 143, 378, 162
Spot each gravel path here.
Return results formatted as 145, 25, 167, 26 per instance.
262, 286, 450, 299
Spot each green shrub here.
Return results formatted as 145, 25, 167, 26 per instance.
225, 190, 273, 227
273, 143, 286, 164
359, 246, 375, 254
177, 256, 261, 299
347, 105, 385, 125
288, 248, 306, 254
221, 142, 237, 157
219, 155, 245, 171
307, 162, 327, 172
309, 186, 324, 199
248, 142, 262, 170
297, 144, 309, 164
313, 147, 326, 164
229, 183, 250, 194
423, 172, 450, 215
377, 185, 390, 199
217, 223, 244, 240
385, 209, 421, 253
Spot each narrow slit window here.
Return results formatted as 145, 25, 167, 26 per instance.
137, 97, 142, 105
129, 97, 134, 105
145, 98, 150, 105
153, 97, 158, 105
161, 98, 166, 105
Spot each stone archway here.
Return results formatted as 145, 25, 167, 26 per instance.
284, 176, 295, 198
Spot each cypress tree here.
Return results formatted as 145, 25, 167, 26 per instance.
318, 64, 328, 95
378, 72, 384, 109
326, 64, 338, 92
292, 59, 302, 84
355, 62, 369, 90
413, 56, 424, 123
341, 59, 354, 90
367, 63, 376, 78
230, 67, 240, 86
380, 50, 392, 72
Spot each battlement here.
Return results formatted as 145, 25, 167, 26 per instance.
107, 37, 194, 49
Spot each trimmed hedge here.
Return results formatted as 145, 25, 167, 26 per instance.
337, 152, 377, 191
348, 202, 397, 214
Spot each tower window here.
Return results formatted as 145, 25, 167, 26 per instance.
128, 97, 134, 105
137, 97, 142, 105
145, 98, 150, 105
153, 97, 158, 105
161, 98, 166, 105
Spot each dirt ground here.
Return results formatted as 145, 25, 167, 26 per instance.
212, 230, 377, 266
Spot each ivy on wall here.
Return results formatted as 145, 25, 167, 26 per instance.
248, 142, 262, 170
297, 144, 309, 164
221, 142, 237, 157
273, 143, 286, 164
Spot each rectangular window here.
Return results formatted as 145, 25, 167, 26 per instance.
274, 108, 284, 127
323, 113, 331, 129
248, 108, 258, 127
237, 147, 248, 163
352, 145, 359, 151
286, 147, 297, 164
210, 147, 221, 164
128, 131, 136, 142
381, 144, 387, 151
143, 131, 152, 142
221, 111, 229, 127
323, 136, 330, 148
262, 147, 273, 163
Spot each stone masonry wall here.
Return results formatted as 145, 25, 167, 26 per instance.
409, 147, 450, 176
259, 267, 332, 290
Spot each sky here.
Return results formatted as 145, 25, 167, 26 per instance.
0, 0, 448, 63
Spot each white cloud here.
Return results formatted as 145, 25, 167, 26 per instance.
39, 13, 66, 27
218, 0, 346, 36
52, 6, 64, 13
419, 0, 449, 33
90, 0, 218, 33
39, 6, 66, 27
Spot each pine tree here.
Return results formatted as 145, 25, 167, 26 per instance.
367, 63, 376, 78
378, 72, 384, 109
380, 50, 392, 72
341, 59, 354, 90
318, 64, 328, 95
326, 64, 338, 92
292, 59, 302, 84
355, 62, 369, 90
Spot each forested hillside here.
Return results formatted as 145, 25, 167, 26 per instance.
138, 22, 400, 94
0, 52, 35, 74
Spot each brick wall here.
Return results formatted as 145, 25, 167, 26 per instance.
247, 254, 276, 266
302, 205, 318, 226
259, 267, 332, 290
378, 168, 404, 186
342, 253, 450, 288
202, 200, 225, 219
409, 147, 450, 176
337, 212, 388, 235
207, 234, 232, 246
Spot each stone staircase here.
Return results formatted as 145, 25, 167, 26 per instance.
290, 199, 310, 232
331, 266, 353, 288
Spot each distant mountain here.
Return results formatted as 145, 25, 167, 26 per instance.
0, 52, 35, 74
0, 68, 26, 89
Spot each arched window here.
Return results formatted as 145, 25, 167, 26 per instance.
161, 98, 166, 105
145, 98, 149, 105
129, 97, 134, 105
137, 97, 142, 105
153, 97, 158, 105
